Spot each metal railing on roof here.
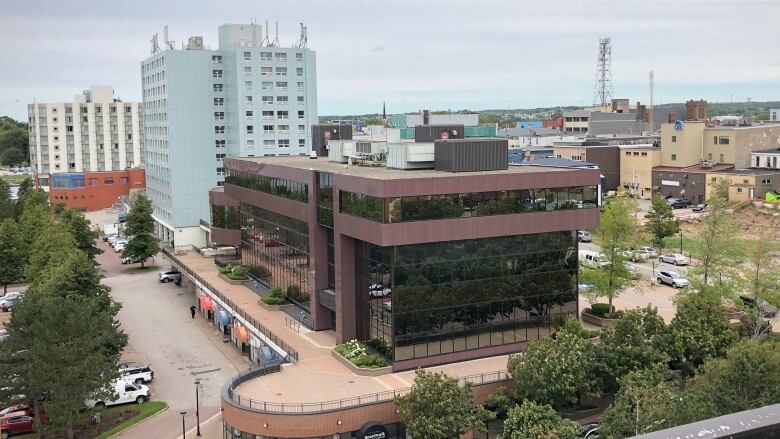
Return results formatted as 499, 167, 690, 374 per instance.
161, 246, 299, 363
222, 368, 510, 414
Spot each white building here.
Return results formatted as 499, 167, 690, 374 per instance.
27, 85, 142, 188
141, 23, 318, 248
771, 109, 779, 121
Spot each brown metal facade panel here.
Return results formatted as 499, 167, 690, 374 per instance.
210, 228, 241, 247
413, 124, 465, 142
208, 188, 240, 207
392, 341, 529, 372
224, 183, 309, 222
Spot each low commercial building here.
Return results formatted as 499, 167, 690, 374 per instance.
751, 148, 780, 170
553, 142, 620, 191
619, 144, 661, 199
206, 147, 599, 437
652, 163, 734, 204
660, 121, 780, 168
563, 100, 647, 136
45, 168, 145, 211
771, 109, 779, 121
704, 168, 780, 202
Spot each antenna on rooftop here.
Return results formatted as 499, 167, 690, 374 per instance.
649, 70, 654, 130
592, 37, 613, 108
163, 25, 175, 50
295, 22, 308, 48
270, 21, 280, 47
262, 20, 270, 46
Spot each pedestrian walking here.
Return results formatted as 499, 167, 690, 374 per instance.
190, 305, 197, 319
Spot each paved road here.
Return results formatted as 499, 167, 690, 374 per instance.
95, 240, 238, 438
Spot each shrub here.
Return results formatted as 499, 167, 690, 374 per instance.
287, 285, 301, 297
366, 338, 393, 357
270, 286, 285, 298
231, 265, 248, 278
353, 354, 387, 368
218, 264, 234, 275
248, 265, 271, 279
559, 317, 600, 339
335, 340, 388, 368
261, 295, 286, 305
590, 303, 611, 316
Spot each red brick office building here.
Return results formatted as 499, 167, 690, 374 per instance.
45, 168, 145, 211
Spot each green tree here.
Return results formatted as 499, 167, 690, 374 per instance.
499, 400, 581, 439
0, 251, 126, 439
663, 294, 738, 376
581, 196, 640, 315
508, 330, 599, 410
25, 221, 77, 282
15, 187, 48, 221
688, 197, 742, 294
0, 219, 24, 293
123, 194, 159, 267
0, 147, 25, 166
645, 194, 679, 249
59, 208, 102, 259
737, 239, 780, 338
0, 178, 13, 222
676, 339, 780, 424
17, 202, 52, 265
593, 307, 667, 393
599, 367, 678, 438
0, 126, 29, 165
394, 369, 495, 439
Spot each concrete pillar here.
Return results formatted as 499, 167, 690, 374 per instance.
335, 233, 356, 343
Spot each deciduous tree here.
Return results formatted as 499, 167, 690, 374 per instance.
25, 221, 77, 282
663, 294, 738, 376
394, 369, 495, 439
688, 197, 742, 294
599, 367, 679, 438
645, 194, 679, 249
0, 178, 13, 221
508, 330, 599, 410
593, 306, 668, 393
581, 196, 640, 315
499, 400, 581, 439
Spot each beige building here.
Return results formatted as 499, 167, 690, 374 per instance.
705, 169, 780, 202
619, 145, 660, 199
28, 85, 143, 189
660, 121, 780, 168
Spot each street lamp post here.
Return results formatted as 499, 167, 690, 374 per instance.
195, 379, 202, 437
679, 227, 684, 255
180, 411, 187, 438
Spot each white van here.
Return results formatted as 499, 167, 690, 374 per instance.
85, 379, 151, 409
579, 250, 609, 268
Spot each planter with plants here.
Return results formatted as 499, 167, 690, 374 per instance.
259, 287, 289, 310
581, 303, 623, 327
218, 264, 249, 285
555, 318, 601, 341
332, 340, 392, 376
248, 264, 272, 281
720, 302, 744, 320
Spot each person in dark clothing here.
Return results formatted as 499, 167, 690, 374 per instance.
190, 305, 197, 319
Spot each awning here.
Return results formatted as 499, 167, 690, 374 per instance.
200, 295, 214, 311
234, 323, 249, 343
216, 309, 231, 326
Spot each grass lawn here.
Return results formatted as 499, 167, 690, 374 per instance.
0, 174, 31, 184
125, 265, 159, 274
15, 401, 167, 439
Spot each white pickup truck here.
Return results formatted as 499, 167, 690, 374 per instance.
85, 379, 151, 409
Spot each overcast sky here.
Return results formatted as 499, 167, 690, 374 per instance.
1, 0, 778, 120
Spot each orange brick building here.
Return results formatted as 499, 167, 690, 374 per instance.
45, 169, 145, 211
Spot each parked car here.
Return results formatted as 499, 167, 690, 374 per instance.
0, 329, 7, 342
159, 270, 181, 283
626, 264, 642, 280
0, 293, 24, 312
579, 250, 609, 268
121, 255, 145, 265
577, 231, 592, 243
637, 246, 658, 258
114, 244, 126, 254
692, 203, 708, 212
670, 198, 692, 209
103, 233, 118, 242
660, 253, 690, 266
622, 249, 648, 262
368, 284, 391, 298
119, 363, 154, 385
739, 295, 778, 318
0, 409, 48, 438
657, 270, 689, 288
118, 213, 128, 223
582, 422, 600, 438
85, 380, 150, 409
108, 235, 125, 245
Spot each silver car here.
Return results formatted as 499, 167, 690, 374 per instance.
659, 253, 689, 266
657, 270, 689, 288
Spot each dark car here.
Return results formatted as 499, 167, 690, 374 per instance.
692, 203, 707, 212
670, 198, 691, 209
739, 295, 777, 318
118, 213, 128, 223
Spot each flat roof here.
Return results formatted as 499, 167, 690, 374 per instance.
230, 155, 573, 180
653, 163, 734, 174
709, 168, 780, 176
753, 148, 780, 154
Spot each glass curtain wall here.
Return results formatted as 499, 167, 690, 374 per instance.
240, 203, 311, 311
340, 186, 598, 223
356, 232, 578, 362
211, 204, 238, 229
225, 169, 308, 202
